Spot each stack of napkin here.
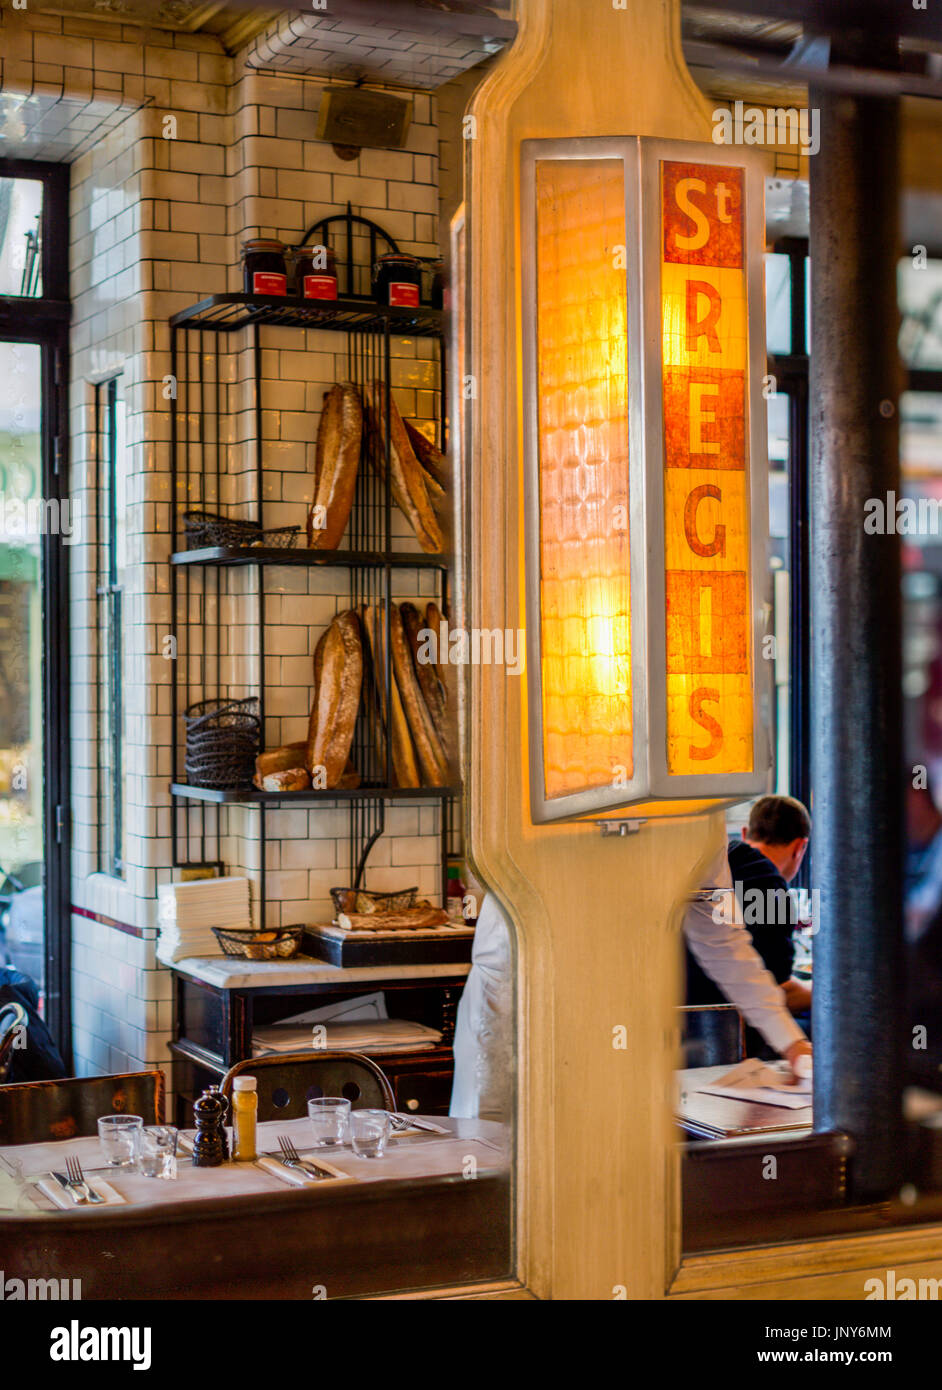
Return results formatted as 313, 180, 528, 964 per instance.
156, 876, 251, 964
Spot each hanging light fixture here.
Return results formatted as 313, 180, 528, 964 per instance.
522, 137, 771, 825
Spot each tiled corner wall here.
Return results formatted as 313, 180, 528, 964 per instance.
0, 7, 452, 1079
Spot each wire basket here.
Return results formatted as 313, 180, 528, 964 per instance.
183, 511, 301, 550
185, 698, 261, 790
212, 926, 303, 960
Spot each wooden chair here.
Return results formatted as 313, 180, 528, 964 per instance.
0, 1001, 27, 1083
0, 1069, 165, 1145
220, 1050, 395, 1121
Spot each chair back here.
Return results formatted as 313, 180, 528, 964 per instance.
0, 1002, 28, 1083
679, 1004, 745, 1069
220, 1050, 395, 1121
0, 1069, 165, 1145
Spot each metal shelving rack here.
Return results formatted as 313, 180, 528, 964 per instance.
168, 281, 459, 927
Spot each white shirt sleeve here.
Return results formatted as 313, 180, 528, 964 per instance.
683, 846, 805, 1056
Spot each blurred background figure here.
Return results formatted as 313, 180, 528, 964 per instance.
904, 775, 942, 1090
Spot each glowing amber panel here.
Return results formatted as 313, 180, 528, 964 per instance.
661, 160, 753, 776
535, 159, 632, 798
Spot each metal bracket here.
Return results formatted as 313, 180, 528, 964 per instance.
592, 819, 648, 837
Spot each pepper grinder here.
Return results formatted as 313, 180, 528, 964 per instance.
207, 1084, 230, 1160
191, 1087, 229, 1167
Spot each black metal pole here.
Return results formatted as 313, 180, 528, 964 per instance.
809, 50, 906, 1197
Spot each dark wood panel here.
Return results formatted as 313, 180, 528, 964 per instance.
0, 1173, 511, 1299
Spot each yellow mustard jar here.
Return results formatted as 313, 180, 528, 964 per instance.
232, 1075, 258, 1161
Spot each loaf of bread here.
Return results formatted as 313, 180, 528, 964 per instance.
255, 742, 308, 779
367, 382, 443, 553
399, 601, 446, 738
305, 610, 363, 787
257, 767, 310, 792
361, 603, 420, 787
390, 603, 448, 786
337, 907, 450, 933
425, 601, 448, 689
403, 418, 448, 491
307, 383, 362, 550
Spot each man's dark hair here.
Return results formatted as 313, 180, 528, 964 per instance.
746, 794, 811, 845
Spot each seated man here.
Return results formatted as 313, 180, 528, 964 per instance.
687, 794, 812, 1019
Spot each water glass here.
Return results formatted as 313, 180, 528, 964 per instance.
98, 1115, 143, 1168
137, 1126, 178, 1179
349, 1109, 390, 1159
307, 1096, 351, 1148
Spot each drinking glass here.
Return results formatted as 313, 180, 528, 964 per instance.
137, 1126, 178, 1179
349, 1109, 390, 1159
97, 1115, 143, 1168
307, 1096, 350, 1147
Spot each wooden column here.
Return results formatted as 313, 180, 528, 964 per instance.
463, 0, 719, 1297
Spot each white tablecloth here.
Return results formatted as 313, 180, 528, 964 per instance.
0, 1116, 507, 1214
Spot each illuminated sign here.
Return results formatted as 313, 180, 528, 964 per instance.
660, 159, 753, 777
522, 137, 769, 824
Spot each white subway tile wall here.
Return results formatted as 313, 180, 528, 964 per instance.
35, 13, 450, 1081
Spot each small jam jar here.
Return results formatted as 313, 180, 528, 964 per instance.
242, 239, 288, 296
372, 253, 422, 308
294, 243, 338, 300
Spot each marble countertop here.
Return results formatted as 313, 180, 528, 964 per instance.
168, 953, 471, 990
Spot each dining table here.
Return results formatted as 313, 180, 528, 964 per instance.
0, 1115, 511, 1299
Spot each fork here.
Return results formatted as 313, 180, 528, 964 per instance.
65, 1155, 104, 1204
276, 1135, 332, 1180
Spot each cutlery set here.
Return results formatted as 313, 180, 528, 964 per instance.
52, 1156, 103, 1205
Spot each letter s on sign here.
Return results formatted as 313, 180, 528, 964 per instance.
689, 687, 723, 761
673, 178, 710, 252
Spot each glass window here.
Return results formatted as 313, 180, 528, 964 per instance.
899, 258, 942, 370
0, 177, 43, 298
0, 340, 45, 995
765, 253, 791, 355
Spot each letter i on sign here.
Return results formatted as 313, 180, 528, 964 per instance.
661, 159, 753, 777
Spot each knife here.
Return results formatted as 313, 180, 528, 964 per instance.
51, 1171, 86, 1205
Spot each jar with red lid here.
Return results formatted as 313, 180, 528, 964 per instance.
372, 253, 422, 309
242, 239, 287, 296
294, 243, 338, 300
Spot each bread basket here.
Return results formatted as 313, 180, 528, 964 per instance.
212, 926, 303, 960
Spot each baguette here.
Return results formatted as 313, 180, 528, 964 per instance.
399, 601, 446, 738
367, 382, 443, 553
425, 601, 448, 689
358, 602, 388, 776
337, 907, 449, 933
390, 603, 449, 786
307, 383, 362, 550
403, 418, 448, 490
362, 603, 420, 788
305, 610, 363, 787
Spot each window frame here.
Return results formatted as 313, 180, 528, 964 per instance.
95, 376, 126, 880
0, 157, 71, 1065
